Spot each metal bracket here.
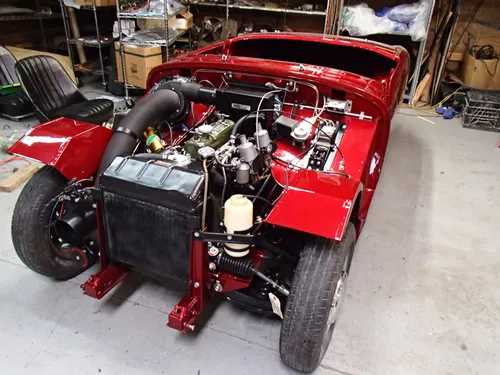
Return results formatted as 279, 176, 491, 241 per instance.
193, 231, 254, 245
81, 264, 129, 299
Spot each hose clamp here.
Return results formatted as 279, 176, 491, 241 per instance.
115, 127, 139, 140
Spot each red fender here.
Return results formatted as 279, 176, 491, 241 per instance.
8, 118, 112, 180
265, 166, 362, 241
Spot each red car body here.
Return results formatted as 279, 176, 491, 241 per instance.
9, 33, 409, 332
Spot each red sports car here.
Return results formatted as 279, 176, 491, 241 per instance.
9, 33, 409, 372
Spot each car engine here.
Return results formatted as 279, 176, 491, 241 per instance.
53, 73, 353, 313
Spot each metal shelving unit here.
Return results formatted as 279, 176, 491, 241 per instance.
334, 0, 436, 105
0, 0, 60, 51
67, 37, 113, 47
59, 0, 114, 86
121, 29, 188, 47
194, 0, 335, 34
195, 2, 327, 16
115, 2, 187, 103
0, 12, 60, 21
118, 10, 183, 19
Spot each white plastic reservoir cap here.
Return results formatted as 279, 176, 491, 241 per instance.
197, 124, 213, 134
223, 194, 253, 257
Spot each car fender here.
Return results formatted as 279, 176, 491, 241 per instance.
8, 118, 112, 180
265, 166, 362, 241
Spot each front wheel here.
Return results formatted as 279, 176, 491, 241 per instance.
280, 223, 356, 373
11, 166, 96, 280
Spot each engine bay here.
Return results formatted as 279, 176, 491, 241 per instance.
134, 73, 353, 195
50, 72, 369, 319
126, 75, 354, 236
98, 74, 356, 302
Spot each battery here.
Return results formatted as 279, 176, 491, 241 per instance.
215, 83, 279, 125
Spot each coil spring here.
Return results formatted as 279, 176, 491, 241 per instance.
250, 269, 280, 299
217, 253, 254, 278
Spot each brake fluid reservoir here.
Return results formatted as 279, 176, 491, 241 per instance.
185, 118, 234, 159
224, 194, 253, 257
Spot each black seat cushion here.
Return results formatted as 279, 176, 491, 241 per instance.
0, 45, 18, 86
15, 56, 114, 124
0, 46, 33, 118
48, 98, 114, 125
0, 91, 32, 117
15, 56, 86, 120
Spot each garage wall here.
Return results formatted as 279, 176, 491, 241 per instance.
450, 0, 500, 54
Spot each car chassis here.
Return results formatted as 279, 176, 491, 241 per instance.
9, 33, 409, 372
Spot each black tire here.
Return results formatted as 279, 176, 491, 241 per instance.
280, 223, 356, 373
11, 166, 94, 280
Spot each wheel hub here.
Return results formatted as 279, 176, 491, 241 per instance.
327, 255, 349, 327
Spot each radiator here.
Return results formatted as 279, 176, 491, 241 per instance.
99, 156, 204, 283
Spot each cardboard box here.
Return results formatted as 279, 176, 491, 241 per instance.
138, 10, 194, 31
76, 0, 115, 6
462, 52, 500, 90
172, 10, 193, 30
115, 43, 162, 88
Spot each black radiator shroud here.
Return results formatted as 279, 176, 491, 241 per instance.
99, 156, 204, 283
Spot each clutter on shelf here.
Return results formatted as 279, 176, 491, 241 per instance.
197, 0, 325, 13
341, 0, 432, 41
119, 0, 185, 17
137, 10, 193, 30
198, 17, 238, 47
113, 20, 136, 37
74, 0, 114, 6
123, 28, 180, 44
113, 10, 193, 40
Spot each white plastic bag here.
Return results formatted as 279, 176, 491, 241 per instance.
406, 0, 431, 41
136, 0, 183, 16
342, 0, 431, 41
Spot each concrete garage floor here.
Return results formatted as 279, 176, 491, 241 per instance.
1, 100, 499, 375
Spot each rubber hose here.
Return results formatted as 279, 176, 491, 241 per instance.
208, 193, 221, 232
209, 168, 224, 192
231, 113, 262, 136
132, 153, 167, 160
97, 89, 182, 175
158, 81, 217, 104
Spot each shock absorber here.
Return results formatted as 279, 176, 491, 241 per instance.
217, 253, 253, 277
216, 253, 289, 296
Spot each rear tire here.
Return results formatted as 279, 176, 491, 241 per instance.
11, 166, 95, 280
280, 223, 356, 373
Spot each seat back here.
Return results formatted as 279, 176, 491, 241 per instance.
0, 45, 18, 86
15, 55, 85, 117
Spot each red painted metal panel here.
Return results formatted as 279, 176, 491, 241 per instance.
265, 165, 362, 240
8, 118, 112, 180
265, 116, 377, 240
